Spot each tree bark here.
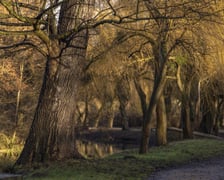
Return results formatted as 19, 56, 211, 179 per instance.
116, 76, 130, 130
194, 80, 201, 130
16, 0, 89, 165
164, 84, 172, 123
134, 77, 147, 120
181, 94, 193, 139
139, 75, 166, 153
107, 102, 115, 128
156, 94, 167, 145
139, 42, 168, 153
93, 106, 103, 128
175, 63, 193, 139
200, 97, 219, 135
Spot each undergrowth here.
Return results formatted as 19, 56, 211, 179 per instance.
0, 132, 23, 171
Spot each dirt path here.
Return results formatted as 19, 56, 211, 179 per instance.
0, 173, 22, 179
147, 156, 224, 180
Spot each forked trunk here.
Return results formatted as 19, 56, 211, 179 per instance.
139, 41, 168, 153
139, 64, 167, 153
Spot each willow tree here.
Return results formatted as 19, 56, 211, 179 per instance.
199, 37, 224, 134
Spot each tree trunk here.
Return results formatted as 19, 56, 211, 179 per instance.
118, 100, 129, 130
181, 94, 193, 139
108, 115, 114, 128
216, 97, 224, 133
200, 97, 214, 134
93, 106, 103, 128
164, 84, 172, 124
89, 98, 102, 128
134, 77, 147, 120
139, 41, 168, 153
194, 80, 201, 130
200, 97, 219, 135
16, 0, 89, 165
139, 81, 165, 153
156, 94, 167, 145
176, 63, 193, 139
107, 102, 115, 128
83, 94, 89, 129
200, 108, 214, 134
116, 77, 130, 130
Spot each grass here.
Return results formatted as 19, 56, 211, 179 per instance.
19, 139, 224, 180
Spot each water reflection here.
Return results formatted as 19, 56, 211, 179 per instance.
76, 140, 116, 158
76, 140, 137, 158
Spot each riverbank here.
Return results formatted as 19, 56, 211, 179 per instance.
18, 139, 224, 180
1, 128, 224, 179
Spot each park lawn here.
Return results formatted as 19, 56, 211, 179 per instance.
20, 139, 224, 180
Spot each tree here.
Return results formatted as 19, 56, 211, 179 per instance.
116, 73, 130, 130
15, 0, 91, 164
0, 0, 143, 164
200, 63, 224, 135
175, 60, 195, 138
137, 0, 224, 153
85, 23, 133, 129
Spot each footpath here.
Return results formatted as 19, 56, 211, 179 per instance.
147, 156, 224, 180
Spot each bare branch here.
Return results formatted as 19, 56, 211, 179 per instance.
0, 38, 47, 57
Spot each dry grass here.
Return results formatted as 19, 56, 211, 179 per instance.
0, 132, 24, 172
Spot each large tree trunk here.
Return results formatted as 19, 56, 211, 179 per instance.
156, 94, 167, 145
16, 1, 89, 165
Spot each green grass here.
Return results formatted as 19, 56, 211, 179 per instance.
21, 139, 224, 180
